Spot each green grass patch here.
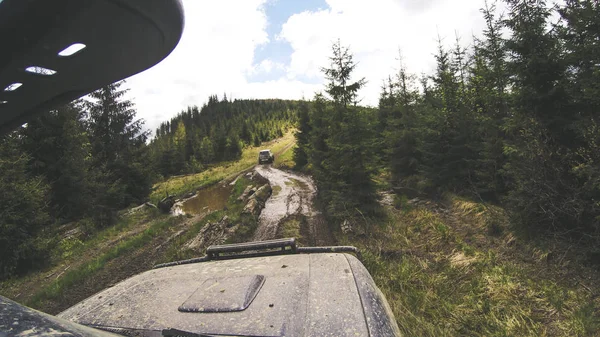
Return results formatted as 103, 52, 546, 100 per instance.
274, 144, 296, 169
51, 208, 162, 263
27, 214, 179, 309
278, 215, 303, 239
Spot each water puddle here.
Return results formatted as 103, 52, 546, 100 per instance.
179, 183, 233, 215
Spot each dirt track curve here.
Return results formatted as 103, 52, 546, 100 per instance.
252, 165, 334, 246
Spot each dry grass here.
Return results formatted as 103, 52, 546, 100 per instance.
338, 193, 600, 336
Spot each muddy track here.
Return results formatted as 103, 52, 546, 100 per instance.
41, 213, 207, 315
252, 165, 334, 245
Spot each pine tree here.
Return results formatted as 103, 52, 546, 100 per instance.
384, 58, 421, 187
21, 102, 93, 220
0, 133, 50, 278
469, 0, 509, 197
293, 100, 311, 169
556, 0, 600, 232
86, 81, 152, 224
420, 37, 480, 191
322, 39, 367, 108
503, 0, 577, 229
316, 41, 378, 220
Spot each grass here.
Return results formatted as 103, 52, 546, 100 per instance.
274, 144, 296, 169
51, 208, 162, 263
26, 214, 181, 309
338, 193, 600, 336
150, 131, 296, 204
0, 208, 163, 300
276, 214, 306, 241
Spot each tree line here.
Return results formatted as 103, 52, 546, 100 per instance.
295, 0, 600, 239
149, 96, 297, 177
0, 86, 297, 279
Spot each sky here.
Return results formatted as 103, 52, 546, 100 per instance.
125, 0, 506, 134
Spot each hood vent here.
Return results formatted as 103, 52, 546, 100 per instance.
178, 275, 265, 313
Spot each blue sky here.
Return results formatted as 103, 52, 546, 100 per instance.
248, 0, 328, 83
126, 0, 500, 133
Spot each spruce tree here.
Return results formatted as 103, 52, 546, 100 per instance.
293, 100, 311, 169
86, 81, 152, 223
21, 102, 93, 220
318, 41, 377, 220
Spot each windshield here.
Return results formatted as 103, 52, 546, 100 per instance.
1, 0, 599, 336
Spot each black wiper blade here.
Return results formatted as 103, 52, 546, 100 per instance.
162, 328, 242, 337
163, 329, 205, 337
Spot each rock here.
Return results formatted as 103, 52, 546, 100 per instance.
378, 191, 394, 207
408, 197, 420, 205
220, 215, 230, 227
185, 222, 227, 251
63, 227, 83, 240
341, 220, 353, 234
229, 174, 243, 186
252, 184, 272, 203
242, 198, 261, 216
183, 191, 196, 199
237, 185, 255, 202
158, 195, 176, 213
171, 201, 185, 216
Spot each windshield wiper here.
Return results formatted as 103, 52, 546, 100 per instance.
163, 328, 252, 337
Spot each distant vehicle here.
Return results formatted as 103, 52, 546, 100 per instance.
258, 149, 275, 164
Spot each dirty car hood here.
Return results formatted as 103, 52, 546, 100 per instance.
58, 253, 397, 336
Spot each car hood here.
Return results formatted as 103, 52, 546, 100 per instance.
58, 253, 398, 336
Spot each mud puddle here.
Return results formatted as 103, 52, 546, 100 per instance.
177, 184, 233, 215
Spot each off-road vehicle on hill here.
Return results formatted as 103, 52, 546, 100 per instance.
258, 149, 275, 164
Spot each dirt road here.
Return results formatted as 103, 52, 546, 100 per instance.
252, 165, 333, 245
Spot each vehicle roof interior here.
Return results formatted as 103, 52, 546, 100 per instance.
0, 0, 184, 134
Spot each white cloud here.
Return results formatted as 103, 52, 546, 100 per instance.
125, 0, 506, 133
125, 0, 270, 132
279, 0, 505, 107
247, 59, 286, 76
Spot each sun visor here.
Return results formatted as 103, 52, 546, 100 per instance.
0, 0, 184, 134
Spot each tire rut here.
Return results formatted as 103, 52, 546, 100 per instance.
252, 165, 334, 245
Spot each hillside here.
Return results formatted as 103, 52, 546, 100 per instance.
149, 97, 299, 177
0, 93, 299, 280
1, 133, 597, 335
0, 133, 297, 314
